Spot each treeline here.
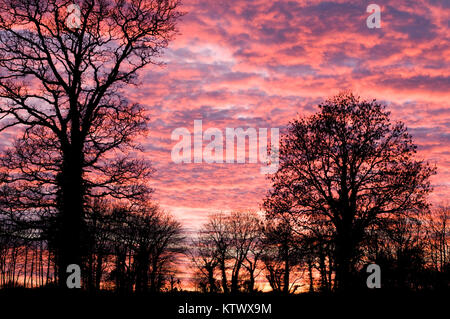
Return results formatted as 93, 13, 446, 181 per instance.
190, 208, 449, 293
1, 205, 448, 293
0, 199, 183, 293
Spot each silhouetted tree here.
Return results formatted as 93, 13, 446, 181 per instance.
299, 217, 335, 292
423, 205, 450, 290
195, 211, 263, 293
242, 221, 265, 293
201, 213, 231, 293
264, 92, 435, 291
0, 0, 182, 287
426, 206, 449, 272
363, 213, 429, 290
84, 198, 114, 290
190, 231, 220, 293
227, 211, 262, 293
262, 218, 304, 294
145, 211, 184, 292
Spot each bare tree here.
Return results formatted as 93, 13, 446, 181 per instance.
201, 213, 231, 293
0, 0, 183, 286
242, 223, 265, 293
227, 211, 262, 293
264, 92, 435, 291
262, 218, 304, 294
84, 198, 114, 290
146, 212, 184, 292
83, 200, 184, 293
190, 230, 220, 293
195, 211, 264, 293
426, 206, 449, 272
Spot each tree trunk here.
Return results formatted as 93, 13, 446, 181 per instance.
149, 258, 158, 293
248, 269, 255, 293
207, 265, 216, 293
231, 263, 242, 293
46, 250, 51, 285
283, 246, 290, 294
220, 258, 228, 294
57, 144, 85, 289
334, 230, 356, 292
23, 245, 28, 288
308, 259, 314, 293
95, 254, 103, 290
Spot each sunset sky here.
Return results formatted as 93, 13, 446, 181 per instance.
120, 0, 449, 233
0, 0, 447, 293
2, 1, 447, 233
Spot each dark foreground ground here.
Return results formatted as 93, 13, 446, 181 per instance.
0, 288, 447, 318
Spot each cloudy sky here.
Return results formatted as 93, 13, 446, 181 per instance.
120, 0, 450, 232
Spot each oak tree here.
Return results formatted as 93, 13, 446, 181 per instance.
0, 0, 182, 287
264, 93, 435, 290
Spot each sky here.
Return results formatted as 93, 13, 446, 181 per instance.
123, 0, 450, 233
0, 0, 447, 292
1, 0, 447, 234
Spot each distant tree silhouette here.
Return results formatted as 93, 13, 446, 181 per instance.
84, 198, 113, 290
194, 211, 263, 293
363, 213, 428, 290
262, 218, 304, 294
81, 199, 184, 293
300, 217, 335, 292
241, 220, 265, 293
190, 230, 220, 293
423, 206, 450, 289
227, 211, 262, 293
264, 93, 436, 291
201, 214, 231, 293
0, 0, 182, 287
426, 206, 449, 273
